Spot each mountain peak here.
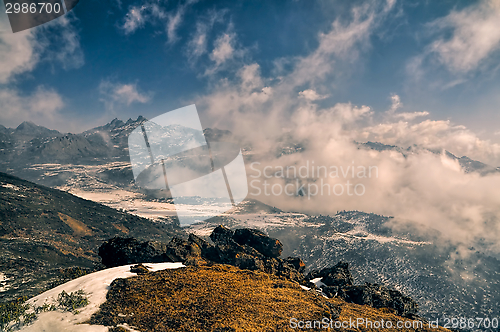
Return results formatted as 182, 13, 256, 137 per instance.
15, 121, 38, 131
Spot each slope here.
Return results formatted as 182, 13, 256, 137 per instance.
0, 172, 185, 302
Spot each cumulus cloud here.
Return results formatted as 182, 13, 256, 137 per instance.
210, 32, 235, 65
426, 0, 500, 73
0, 12, 39, 83
393, 111, 429, 120
38, 14, 85, 70
0, 86, 64, 128
122, 5, 147, 34
99, 80, 152, 110
195, 1, 500, 257
388, 94, 402, 113
299, 89, 328, 101
186, 10, 226, 62
120, 0, 196, 44
204, 25, 246, 76
0, 10, 82, 131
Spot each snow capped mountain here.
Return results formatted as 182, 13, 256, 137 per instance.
1, 117, 499, 324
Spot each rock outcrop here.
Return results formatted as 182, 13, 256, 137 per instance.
339, 283, 418, 318
98, 225, 419, 319
98, 236, 201, 268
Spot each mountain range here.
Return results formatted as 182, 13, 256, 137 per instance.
0, 117, 498, 324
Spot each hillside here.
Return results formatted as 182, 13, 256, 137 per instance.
89, 265, 449, 332
9, 224, 451, 332
0, 172, 185, 302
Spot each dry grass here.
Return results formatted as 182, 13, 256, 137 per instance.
112, 223, 129, 234
89, 265, 450, 332
57, 212, 93, 236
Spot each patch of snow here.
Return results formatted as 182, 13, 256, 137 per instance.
20, 262, 184, 332
310, 277, 326, 288
1, 183, 20, 190
0, 273, 10, 292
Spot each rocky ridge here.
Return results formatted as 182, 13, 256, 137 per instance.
99, 225, 419, 319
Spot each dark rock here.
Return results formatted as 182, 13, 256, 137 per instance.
100, 227, 305, 284
188, 233, 213, 251
234, 252, 265, 271
210, 225, 235, 245
284, 257, 306, 273
305, 269, 321, 281
321, 286, 339, 298
98, 237, 174, 268
307, 261, 354, 288
130, 263, 150, 275
339, 283, 418, 318
263, 258, 305, 283
164, 237, 201, 262
233, 228, 283, 258
99, 236, 203, 268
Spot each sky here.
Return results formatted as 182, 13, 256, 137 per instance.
2, 0, 500, 256
0, 0, 499, 137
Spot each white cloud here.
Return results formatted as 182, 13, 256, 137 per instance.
0, 12, 82, 131
195, 1, 500, 256
0, 86, 64, 128
388, 94, 402, 113
0, 17, 38, 83
122, 6, 147, 34
186, 10, 226, 62
99, 81, 152, 110
287, 4, 378, 88
298, 89, 328, 101
188, 23, 208, 58
386, 94, 429, 120
120, 0, 196, 44
428, 0, 500, 73
166, 9, 183, 43
210, 32, 235, 66
394, 111, 429, 120
204, 26, 246, 76
39, 14, 84, 70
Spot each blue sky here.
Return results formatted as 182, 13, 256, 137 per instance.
1, 0, 500, 143
3, 0, 500, 254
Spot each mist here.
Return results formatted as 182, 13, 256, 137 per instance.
193, 1, 500, 257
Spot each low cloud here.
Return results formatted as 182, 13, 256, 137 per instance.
0, 16, 38, 83
99, 80, 152, 111
299, 89, 328, 101
195, 0, 500, 257
0, 86, 64, 128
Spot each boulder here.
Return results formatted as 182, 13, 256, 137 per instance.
98, 236, 201, 268
233, 228, 283, 258
306, 261, 354, 288
339, 283, 418, 318
164, 237, 202, 262
284, 257, 306, 273
130, 263, 150, 275
210, 225, 235, 245
98, 237, 173, 268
